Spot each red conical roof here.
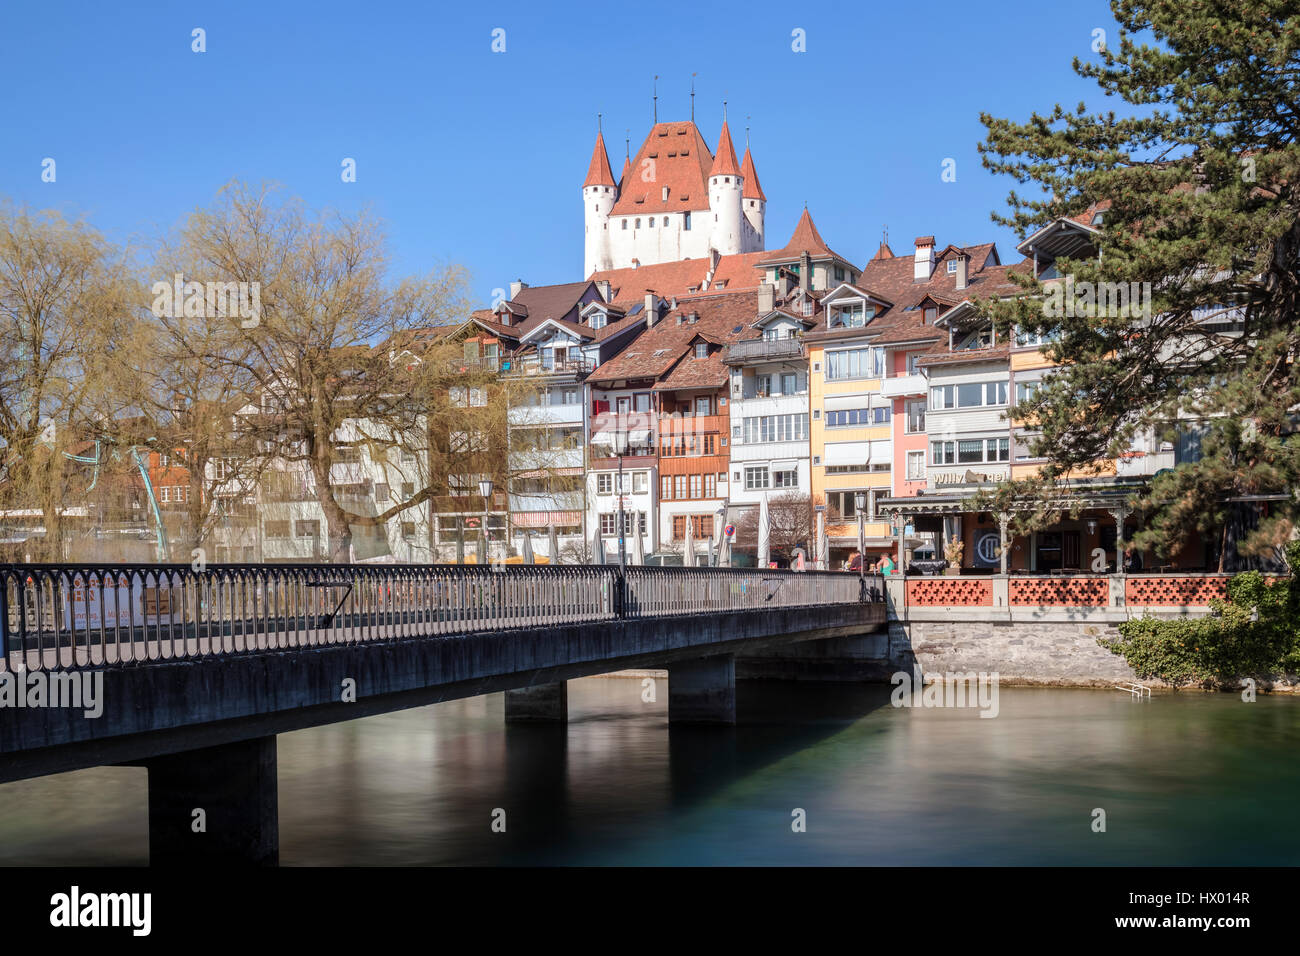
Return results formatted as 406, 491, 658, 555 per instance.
583, 131, 616, 188
709, 121, 741, 178
620, 154, 632, 188
740, 147, 765, 201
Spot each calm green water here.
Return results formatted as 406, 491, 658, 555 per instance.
1, 679, 1297, 866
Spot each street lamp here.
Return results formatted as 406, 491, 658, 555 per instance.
616, 406, 627, 571
478, 478, 493, 563
854, 491, 867, 580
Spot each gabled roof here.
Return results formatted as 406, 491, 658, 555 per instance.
588, 290, 759, 386
583, 131, 616, 188
588, 251, 768, 304
709, 121, 741, 178
611, 121, 716, 216
758, 208, 854, 267
493, 281, 597, 334
740, 147, 765, 201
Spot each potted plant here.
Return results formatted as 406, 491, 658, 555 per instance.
943, 539, 964, 575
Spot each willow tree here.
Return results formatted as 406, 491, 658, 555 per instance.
177, 181, 478, 562
0, 202, 133, 560
977, 0, 1300, 568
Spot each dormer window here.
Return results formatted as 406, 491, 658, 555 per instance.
946, 260, 958, 274
924, 306, 938, 324
590, 312, 607, 330
695, 342, 708, 359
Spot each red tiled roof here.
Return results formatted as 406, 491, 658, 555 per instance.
740, 147, 765, 201
583, 132, 616, 188
611, 121, 715, 216
758, 208, 854, 266
710, 121, 741, 178
588, 290, 759, 385
870, 241, 895, 261
589, 251, 768, 304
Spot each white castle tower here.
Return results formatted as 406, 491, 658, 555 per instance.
582, 117, 767, 276
582, 130, 617, 277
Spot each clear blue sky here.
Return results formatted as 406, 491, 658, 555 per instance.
1, 0, 1127, 307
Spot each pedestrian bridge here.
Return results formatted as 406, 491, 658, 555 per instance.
0, 562, 886, 864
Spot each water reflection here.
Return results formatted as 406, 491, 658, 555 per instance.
0, 680, 1297, 865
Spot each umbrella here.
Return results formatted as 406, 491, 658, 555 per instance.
816, 510, 828, 570
548, 525, 561, 565
592, 528, 606, 565
708, 535, 716, 567
476, 530, 486, 566
758, 494, 771, 568
683, 514, 695, 567
522, 531, 535, 565
631, 521, 645, 565
456, 525, 465, 565
793, 548, 806, 572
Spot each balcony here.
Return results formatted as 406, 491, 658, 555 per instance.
508, 402, 584, 425
505, 356, 595, 378
879, 373, 927, 398
724, 338, 804, 365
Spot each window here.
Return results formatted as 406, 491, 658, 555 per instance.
449, 386, 467, 407
946, 259, 958, 274
264, 520, 291, 539
924, 307, 938, 324
744, 466, 770, 490
826, 347, 886, 380
905, 400, 926, 433
599, 513, 617, 535
596, 473, 613, 495
662, 217, 668, 226
1015, 381, 1040, 405
756, 373, 772, 397
649, 217, 655, 228
590, 312, 607, 330
932, 438, 1008, 464
661, 475, 671, 499
374, 483, 390, 502
906, 451, 926, 480
622, 219, 628, 230
1014, 326, 1059, 348
401, 522, 416, 539
695, 342, 708, 359
781, 372, 797, 394
743, 414, 809, 443
834, 266, 845, 281
683, 212, 691, 230
826, 408, 870, 427
773, 469, 798, 488
674, 475, 687, 500
705, 473, 716, 498
930, 381, 1007, 409
633, 472, 648, 494
402, 482, 415, 498
295, 520, 320, 538
689, 474, 701, 498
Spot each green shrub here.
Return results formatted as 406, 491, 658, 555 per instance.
1100, 542, 1300, 687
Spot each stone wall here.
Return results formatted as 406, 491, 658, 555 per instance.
891, 619, 1138, 688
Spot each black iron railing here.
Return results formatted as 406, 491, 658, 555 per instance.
0, 563, 882, 672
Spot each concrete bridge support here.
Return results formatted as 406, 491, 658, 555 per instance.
669, 655, 736, 724
504, 681, 569, 722
145, 736, 279, 866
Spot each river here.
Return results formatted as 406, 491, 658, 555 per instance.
2, 679, 1297, 865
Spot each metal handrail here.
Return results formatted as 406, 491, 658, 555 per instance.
0, 563, 882, 672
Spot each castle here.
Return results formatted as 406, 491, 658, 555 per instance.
583, 119, 767, 277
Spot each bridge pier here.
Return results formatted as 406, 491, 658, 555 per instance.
504, 681, 569, 722
669, 655, 736, 724
144, 736, 279, 866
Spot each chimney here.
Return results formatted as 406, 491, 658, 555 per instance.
954, 253, 968, 291
913, 237, 935, 281
645, 292, 659, 326
597, 279, 612, 302
757, 282, 775, 314
800, 251, 812, 292
509, 279, 527, 300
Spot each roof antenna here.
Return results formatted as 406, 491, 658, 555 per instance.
690, 73, 696, 121
883, 224, 889, 246
746, 114, 751, 148
653, 75, 659, 123
625, 129, 630, 160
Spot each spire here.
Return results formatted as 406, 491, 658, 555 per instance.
740, 147, 765, 201
709, 117, 741, 178
583, 130, 616, 188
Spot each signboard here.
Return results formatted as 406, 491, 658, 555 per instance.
59, 571, 182, 629
724, 523, 736, 539
973, 531, 1001, 567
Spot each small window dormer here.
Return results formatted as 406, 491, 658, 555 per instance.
694, 342, 708, 359
589, 311, 607, 330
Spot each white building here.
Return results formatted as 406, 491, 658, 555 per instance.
583, 119, 766, 277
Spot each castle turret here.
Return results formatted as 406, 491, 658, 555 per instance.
707, 120, 744, 257
583, 131, 617, 276
740, 146, 766, 250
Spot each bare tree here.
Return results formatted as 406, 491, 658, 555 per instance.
734, 491, 816, 563
176, 182, 480, 562
0, 202, 133, 559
